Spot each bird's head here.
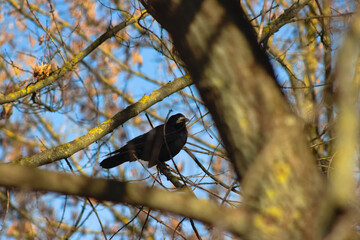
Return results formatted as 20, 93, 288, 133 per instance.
167, 113, 189, 128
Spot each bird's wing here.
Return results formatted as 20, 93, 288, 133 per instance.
107, 125, 164, 159
105, 126, 157, 156
101, 114, 188, 169
147, 127, 186, 167
163, 129, 183, 142
143, 126, 164, 166
100, 129, 157, 169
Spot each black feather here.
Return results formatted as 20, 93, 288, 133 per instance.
100, 113, 189, 169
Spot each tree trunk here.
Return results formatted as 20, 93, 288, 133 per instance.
141, 0, 329, 239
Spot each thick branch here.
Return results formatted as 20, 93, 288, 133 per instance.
0, 163, 250, 237
331, 7, 360, 206
15, 76, 192, 167
141, 0, 326, 239
141, 0, 287, 177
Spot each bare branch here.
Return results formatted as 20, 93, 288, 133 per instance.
15, 76, 192, 167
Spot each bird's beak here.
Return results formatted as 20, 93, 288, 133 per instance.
177, 116, 189, 124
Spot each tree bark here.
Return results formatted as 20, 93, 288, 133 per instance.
141, 0, 328, 239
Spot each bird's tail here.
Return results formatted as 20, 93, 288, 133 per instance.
100, 152, 129, 169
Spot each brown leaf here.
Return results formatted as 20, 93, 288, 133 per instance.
132, 50, 143, 66
38, 35, 44, 45
7, 223, 19, 237
1, 103, 13, 119
33, 63, 52, 79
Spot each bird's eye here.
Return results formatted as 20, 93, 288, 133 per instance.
176, 117, 184, 124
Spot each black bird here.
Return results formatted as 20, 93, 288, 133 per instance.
100, 113, 189, 169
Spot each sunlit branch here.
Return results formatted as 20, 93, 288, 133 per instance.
14, 76, 192, 167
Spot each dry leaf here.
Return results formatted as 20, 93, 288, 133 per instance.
29, 35, 35, 47
177, 162, 183, 171
38, 35, 44, 45
33, 63, 52, 79
7, 223, 19, 237
1, 103, 13, 119
132, 50, 143, 66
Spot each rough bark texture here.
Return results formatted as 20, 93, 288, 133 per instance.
141, 0, 327, 239
142, 0, 287, 177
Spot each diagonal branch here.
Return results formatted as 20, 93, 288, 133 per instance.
140, 0, 326, 239
14, 76, 192, 167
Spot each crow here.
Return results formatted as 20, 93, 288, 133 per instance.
100, 113, 189, 169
